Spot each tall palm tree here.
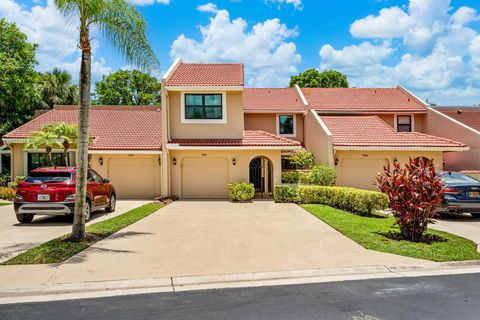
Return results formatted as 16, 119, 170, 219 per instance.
25, 127, 62, 166
54, 0, 159, 240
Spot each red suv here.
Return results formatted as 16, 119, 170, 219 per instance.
14, 167, 116, 224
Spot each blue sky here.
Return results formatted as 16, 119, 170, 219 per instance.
1, 0, 480, 105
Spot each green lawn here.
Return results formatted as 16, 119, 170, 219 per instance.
2, 202, 164, 265
302, 204, 480, 262
0, 202, 12, 206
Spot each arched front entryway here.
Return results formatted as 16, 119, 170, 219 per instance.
249, 156, 273, 198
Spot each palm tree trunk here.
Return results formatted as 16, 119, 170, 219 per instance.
72, 32, 91, 240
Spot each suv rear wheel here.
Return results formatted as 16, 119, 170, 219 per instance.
17, 214, 34, 224
84, 201, 91, 221
105, 194, 116, 213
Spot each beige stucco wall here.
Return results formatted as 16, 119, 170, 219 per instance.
168, 149, 282, 198
377, 114, 395, 128
423, 108, 480, 171
304, 111, 333, 167
90, 154, 162, 199
244, 113, 304, 143
10, 143, 24, 178
168, 91, 244, 139
334, 150, 444, 190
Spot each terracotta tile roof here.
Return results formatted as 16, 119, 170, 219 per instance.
320, 116, 466, 148
434, 107, 480, 132
166, 62, 244, 87
301, 87, 427, 113
170, 130, 301, 147
243, 88, 305, 112
3, 106, 162, 151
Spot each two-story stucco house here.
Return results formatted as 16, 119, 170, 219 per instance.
1, 59, 471, 197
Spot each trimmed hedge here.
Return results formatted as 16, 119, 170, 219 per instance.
228, 183, 255, 202
298, 165, 336, 186
274, 184, 298, 203
281, 171, 300, 184
274, 184, 389, 216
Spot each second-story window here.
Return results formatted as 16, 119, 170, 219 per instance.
278, 115, 295, 136
396, 115, 412, 132
185, 94, 222, 120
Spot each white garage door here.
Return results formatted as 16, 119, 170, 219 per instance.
181, 157, 229, 199
340, 158, 387, 190
108, 157, 157, 199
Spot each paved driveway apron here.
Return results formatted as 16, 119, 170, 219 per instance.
431, 215, 480, 252
0, 200, 150, 262
50, 201, 420, 284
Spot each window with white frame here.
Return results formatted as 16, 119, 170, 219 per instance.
396, 115, 412, 132
184, 93, 223, 120
278, 115, 295, 136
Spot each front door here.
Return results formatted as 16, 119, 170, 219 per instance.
249, 157, 273, 197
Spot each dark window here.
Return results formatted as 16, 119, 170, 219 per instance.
185, 94, 222, 120
397, 115, 412, 132
279, 115, 294, 135
25, 172, 73, 183
281, 157, 297, 170
1, 153, 11, 173
27, 153, 67, 172
88, 170, 103, 183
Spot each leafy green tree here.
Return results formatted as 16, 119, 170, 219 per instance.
54, 0, 159, 240
289, 69, 349, 88
0, 19, 38, 136
25, 126, 62, 167
94, 69, 160, 105
288, 151, 315, 170
36, 68, 78, 109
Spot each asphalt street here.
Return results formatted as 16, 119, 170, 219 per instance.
1, 273, 479, 320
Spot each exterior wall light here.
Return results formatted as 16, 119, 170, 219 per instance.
173, 158, 177, 165
232, 158, 236, 166
393, 158, 398, 165
158, 157, 161, 166
334, 158, 338, 166
99, 157, 103, 166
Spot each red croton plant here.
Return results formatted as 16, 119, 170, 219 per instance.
375, 157, 445, 242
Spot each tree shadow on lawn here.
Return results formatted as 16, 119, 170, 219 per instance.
376, 231, 448, 244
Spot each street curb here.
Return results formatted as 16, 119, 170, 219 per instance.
1, 260, 480, 304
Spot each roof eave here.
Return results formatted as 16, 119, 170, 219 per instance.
333, 145, 469, 152
166, 143, 301, 150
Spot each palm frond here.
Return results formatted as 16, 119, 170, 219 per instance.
92, 0, 160, 72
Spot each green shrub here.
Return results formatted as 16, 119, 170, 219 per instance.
281, 171, 300, 183
8, 176, 25, 189
288, 151, 315, 170
274, 184, 298, 203
0, 171, 11, 187
228, 183, 255, 202
296, 185, 389, 215
298, 165, 337, 186
0, 187, 16, 200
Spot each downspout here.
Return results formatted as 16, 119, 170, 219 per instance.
160, 79, 170, 197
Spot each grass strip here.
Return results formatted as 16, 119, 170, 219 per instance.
302, 204, 480, 262
2, 202, 164, 265
0, 202, 11, 206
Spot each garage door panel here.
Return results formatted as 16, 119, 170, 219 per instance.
341, 158, 387, 190
181, 157, 228, 199
108, 157, 156, 199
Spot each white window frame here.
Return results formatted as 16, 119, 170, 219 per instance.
181, 92, 227, 124
394, 114, 415, 132
276, 114, 296, 137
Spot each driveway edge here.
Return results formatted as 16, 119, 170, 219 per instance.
1, 260, 480, 304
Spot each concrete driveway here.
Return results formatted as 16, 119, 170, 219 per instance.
431, 214, 480, 251
0, 200, 149, 262
44, 201, 421, 284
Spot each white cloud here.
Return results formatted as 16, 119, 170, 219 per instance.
59, 57, 112, 84
265, 0, 302, 10
320, 0, 480, 105
0, 0, 113, 84
197, 2, 219, 14
170, 9, 301, 87
127, 0, 169, 6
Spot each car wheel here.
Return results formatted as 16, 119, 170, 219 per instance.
471, 213, 480, 219
84, 200, 91, 221
17, 214, 34, 223
437, 212, 450, 218
105, 194, 116, 213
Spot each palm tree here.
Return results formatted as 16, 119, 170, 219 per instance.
25, 127, 62, 166
45, 123, 78, 166
36, 69, 78, 109
54, 0, 159, 240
